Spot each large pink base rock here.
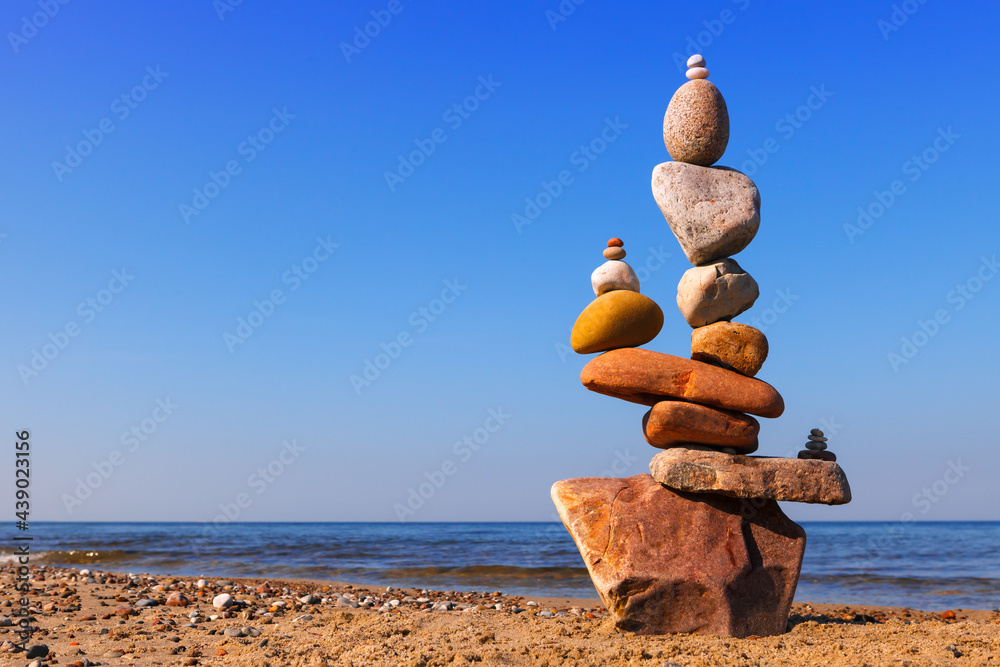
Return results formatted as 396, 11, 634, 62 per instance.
552, 474, 805, 637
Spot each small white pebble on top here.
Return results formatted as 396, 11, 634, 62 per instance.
687, 54, 706, 68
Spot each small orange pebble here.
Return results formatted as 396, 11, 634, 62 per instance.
607, 237, 623, 247
585, 613, 596, 619
942, 610, 956, 620
69, 641, 80, 645
216, 648, 227, 656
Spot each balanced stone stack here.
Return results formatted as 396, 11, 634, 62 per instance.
555, 55, 852, 638
799, 428, 835, 461
570, 238, 664, 355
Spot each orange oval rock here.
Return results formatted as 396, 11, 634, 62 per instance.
643, 400, 759, 450
570, 291, 663, 355
691, 321, 769, 377
580, 348, 784, 418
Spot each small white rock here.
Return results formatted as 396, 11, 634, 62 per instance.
591, 260, 640, 296
212, 593, 234, 609
686, 67, 710, 80
686, 54, 706, 68
197, 579, 207, 588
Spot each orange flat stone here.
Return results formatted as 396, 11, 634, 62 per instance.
580, 347, 784, 418
643, 400, 759, 450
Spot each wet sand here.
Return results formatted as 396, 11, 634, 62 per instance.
4, 565, 999, 666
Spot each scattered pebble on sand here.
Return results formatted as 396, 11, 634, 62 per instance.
1, 563, 997, 666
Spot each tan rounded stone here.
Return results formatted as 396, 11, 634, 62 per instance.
663, 79, 729, 166
691, 321, 769, 377
642, 400, 760, 450
570, 290, 663, 354
676, 259, 759, 327
603, 246, 626, 260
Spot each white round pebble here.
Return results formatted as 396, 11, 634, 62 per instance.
197, 579, 207, 588
591, 260, 640, 296
686, 67, 710, 80
687, 54, 706, 68
212, 593, 233, 609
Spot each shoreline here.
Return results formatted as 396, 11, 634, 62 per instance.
7, 565, 1000, 666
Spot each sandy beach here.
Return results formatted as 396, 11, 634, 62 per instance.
4, 565, 999, 666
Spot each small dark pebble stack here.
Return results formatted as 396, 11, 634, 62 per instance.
797, 428, 836, 462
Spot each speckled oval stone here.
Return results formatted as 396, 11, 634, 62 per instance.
571, 290, 663, 354
663, 79, 729, 166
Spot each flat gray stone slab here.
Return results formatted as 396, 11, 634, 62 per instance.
650, 448, 851, 505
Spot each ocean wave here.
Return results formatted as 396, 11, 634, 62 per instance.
0, 549, 133, 565
367, 565, 589, 581
800, 571, 1000, 594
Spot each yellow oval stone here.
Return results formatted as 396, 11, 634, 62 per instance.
570, 290, 664, 354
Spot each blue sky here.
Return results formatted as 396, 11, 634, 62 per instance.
3, 0, 998, 523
